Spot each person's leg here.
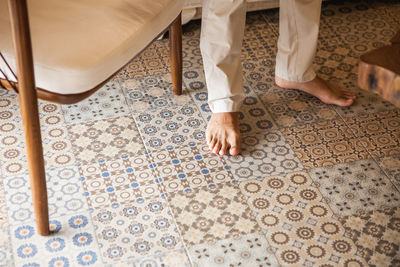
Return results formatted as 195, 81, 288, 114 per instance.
275, 0, 356, 106
201, 0, 247, 155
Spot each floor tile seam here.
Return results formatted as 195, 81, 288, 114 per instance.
161, 197, 195, 267
332, 105, 400, 193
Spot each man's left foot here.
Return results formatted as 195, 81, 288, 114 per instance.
275, 75, 356, 107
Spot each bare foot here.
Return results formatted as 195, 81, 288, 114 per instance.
206, 112, 241, 156
275, 76, 356, 107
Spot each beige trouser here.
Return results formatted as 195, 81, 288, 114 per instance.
201, 0, 322, 113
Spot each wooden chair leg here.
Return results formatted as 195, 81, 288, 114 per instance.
8, 0, 49, 236
170, 13, 182, 96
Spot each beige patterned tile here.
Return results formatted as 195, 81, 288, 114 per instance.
340, 207, 400, 266
91, 199, 184, 263
344, 109, 400, 159
280, 120, 371, 169
240, 171, 367, 266
68, 115, 145, 165
168, 182, 259, 246
0, 97, 75, 176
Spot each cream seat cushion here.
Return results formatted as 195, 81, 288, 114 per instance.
0, 0, 184, 94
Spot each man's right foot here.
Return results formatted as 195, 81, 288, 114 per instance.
206, 112, 241, 156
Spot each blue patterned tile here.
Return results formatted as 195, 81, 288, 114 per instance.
134, 104, 206, 152
79, 154, 162, 209
10, 213, 101, 267
151, 142, 234, 194
4, 165, 87, 224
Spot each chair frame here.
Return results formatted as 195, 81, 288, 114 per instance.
2, 0, 182, 236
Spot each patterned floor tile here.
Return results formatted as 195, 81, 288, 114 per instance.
10, 213, 101, 267
134, 103, 206, 152
184, 69, 276, 134
240, 171, 367, 266
0, 178, 7, 228
79, 154, 161, 209
344, 109, 400, 159
379, 153, 400, 190
280, 119, 371, 169
226, 131, 303, 181
189, 232, 279, 267
121, 73, 192, 113
151, 142, 234, 194
105, 249, 191, 267
318, 1, 395, 52
168, 182, 259, 246
0, 97, 75, 176
242, 19, 278, 60
334, 83, 397, 118
4, 165, 87, 224
61, 82, 129, 124
0, 224, 13, 267
340, 207, 400, 267
182, 20, 203, 70
91, 199, 184, 263
242, 59, 341, 128
68, 115, 145, 164
309, 159, 400, 217
117, 40, 170, 80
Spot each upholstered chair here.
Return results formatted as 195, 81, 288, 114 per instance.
0, 0, 184, 235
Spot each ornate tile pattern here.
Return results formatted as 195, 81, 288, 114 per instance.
0, 2, 400, 266
242, 59, 340, 128
68, 115, 144, 164
280, 120, 370, 169
189, 232, 279, 267
79, 154, 162, 209
134, 104, 206, 152
0, 97, 75, 176
152, 142, 234, 194
168, 182, 259, 246
340, 207, 400, 267
0, 224, 13, 267
184, 70, 276, 134
61, 82, 129, 124
121, 73, 191, 113
117, 40, 170, 80
0, 178, 7, 228
4, 166, 87, 224
91, 199, 184, 263
10, 213, 101, 267
379, 153, 400, 189
309, 159, 400, 217
106, 249, 191, 267
226, 131, 303, 181
240, 171, 367, 266
344, 109, 400, 159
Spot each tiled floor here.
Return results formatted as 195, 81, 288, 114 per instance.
1, 1, 400, 266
